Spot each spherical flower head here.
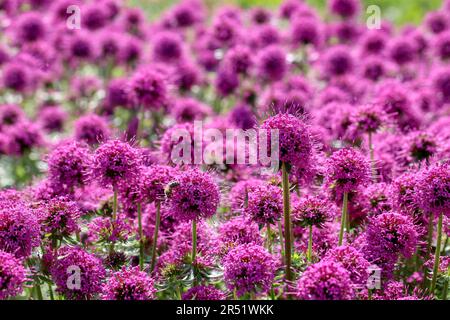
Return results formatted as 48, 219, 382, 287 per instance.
366, 211, 418, 259
223, 45, 253, 76
15, 12, 47, 43
296, 260, 354, 300
245, 183, 282, 225
0, 104, 25, 129
0, 201, 40, 258
434, 30, 450, 60
139, 165, 175, 203
359, 182, 392, 216
325, 148, 371, 193
322, 45, 354, 77
223, 243, 277, 297
390, 172, 421, 214
182, 285, 226, 300
160, 122, 194, 163
38, 105, 67, 133
102, 266, 155, 300
360, 56, 387, 82
416, 162, 450, 216
433, 66, 450, 103
47, 140, 92, 191
171, 97, 211, 123
401, 131, 439, 164
328, 0, 360, 18
152, 31, 184, 63
291, 16, 322, 48
1, 61, 31, 92
350, 104, 388, 134
425, 11, 449, 34
388, 37, 416, 65
218, 216, 263, 254
229, 179, 261, 213
166, 170, 220, 221
0, 250, 26, 299
173, 60, 201, 91
215, 66, 239, 97
74, 114, 110, 145
50, 246, 105, 300
256, 45, 287, 82
261, 113, 313, 173
40, 197, 81, 237
170, 1, 203, 28
324, 246, 370, 286
92, 140, 140, 189
292, 195, 335, 227
67, 32, 95, 61
128, 68, 168, 110
360, 30, 387, 55
82, 3, 108, 30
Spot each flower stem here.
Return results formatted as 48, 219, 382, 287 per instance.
430, 212, 443, 294
48, 283, 54, 300
281, 162, 292, 283
307, 225, 313, 262
137, 202, 144, 271
112, 189, 118, 222
150, 201, 161, 273
266, 223, 272, 253
192, 219, 198, 286
368, 132, 376, 182
338, 192, 349, 246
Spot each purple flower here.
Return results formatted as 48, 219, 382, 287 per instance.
139, 165, 175, 203
215, 67, 239, 97
227, 103, 256, 130
14, 12, 47, 43
350, 103, 388, 134
0, 200, 40, 258
325, 148, 371, 193
0, 104, 25, 128
47, 140, 92, 192
223, 45, 253, 76
74, 114, 110, 145
91, 140, 140, 189
416, 162, 450, 216
296, 260, 354, 300
322, 45, 354, 77
245, 183, 282, 225
328, 0, 361, 18
37, 105, 67, 133
388, 38, 416, 65
291, 17, 322, 48
219, 216, 263, 254
171, 97, 211, 123
87, 216, 132, 243
292, 195, 335, 227
152, 31, 184, 63
223, 243, 277, 297
0, 250, 26, 299
82, 3, 108, 30
182, 285, 226, 300
256, 45, 287, 82
40, 197, 81, 237
49, 246, 105, 300
3, 121, 44, 156
229, 178, 261, 213
1, 61, 31, 92
324, 246, 370, 286
425, 11, 449, 34
166, 169, 220, 221
128, 68, 168, 110
102, 266, 156, 300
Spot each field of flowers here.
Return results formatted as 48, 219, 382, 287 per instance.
0, 0, 449, 301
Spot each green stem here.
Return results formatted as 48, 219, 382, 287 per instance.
138, 203, 144, 271
442, 272, 449, 300
150, 201, 161, 272
112, 189, 118, 221
338, 192, 349, 246
35, 282, 43, 300
266, 223, 272, 253
278, 221, 284, 263
430, 212, 443, 294
48, 283, 54, 300
368, 132, 376, 182
281, 162, 292, 283
192, 219, 198, 286
307, 225, 313, 262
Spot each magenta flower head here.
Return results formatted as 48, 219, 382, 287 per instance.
14, 12, 47, 43
229, 178, 261, 213
325, 148, 371, 193
92, 140, 140, 189
3, 120, 43, 156
261, 113, 313, 175
74, 114, 110, 145
328, 0, 361, 18
1, 61, 31, 93
290, 16, 322, 48
40, 197, 81, 237
128, 68, 168, 110
322, 45, 354, 78
223, 243, 277, 297
171, 97, 211, 123
102, 266, 156, 300
82, 3, 108, 30
425, 10, 449, 34
296, 260, 354, 300
104, 78, 131, 112
366, 211, 418, 259
400, 131, 439, 164
0, 200, 40, 258
0, 250, 26, 299
0, 104, 25, 129
228, 103, 256, 130
256, 44, 287, 82
324, 246, 370, 286
223, 45, 254, 76
152, 31, 184, 63
38, 105, 67, 133
218, 216, 263, 253
88, 216, 132, 243
47, 140, 92, 192
433, 30, 450, 60
245, 183, 282, 225
215, 66, 239, 97
182, 285, 226, 300
432, 66, 450, 104
292, 195, 335, 228
160, 122, 194, 163
416, 162, 450, 216
139, 165, 175, 203
388, 37, 416, 65
50, 246, 105, 300
166, 169, 220, 221
390, 172, 421, 215
350, 103, 388, 134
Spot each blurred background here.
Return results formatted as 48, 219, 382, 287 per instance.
129, 0, 442, 26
